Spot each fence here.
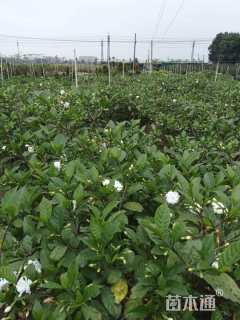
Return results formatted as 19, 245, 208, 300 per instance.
1, 34, 240, 83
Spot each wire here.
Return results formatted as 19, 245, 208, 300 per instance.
163, 0, 185, 36
0, 33, 211, 44
153, 0, 167, 38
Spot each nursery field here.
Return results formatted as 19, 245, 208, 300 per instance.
1, 72, 240, 319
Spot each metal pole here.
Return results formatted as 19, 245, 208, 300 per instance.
191, 41, 196, 62
133, 33, 137, 73
150, 40, 153, 73
17, 41, 20, 61
107, 34, 111, 86
74, 49, 78, 88
101, 40, 104, 63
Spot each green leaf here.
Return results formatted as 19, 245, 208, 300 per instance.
1, 187, 22, 218
107, 270, 122, 284
90, 217, 102, 240
232, 184, 240, 207
211, 309, 223, 320
191, 177, 203, 203
203, 172, 215, 189
0, 266, 17, 283
203, 272, 240, 303
83, 283, 101, 300
53, 134, 67, 147
154, 204, 171, 240
101, 288, 121, 317
219, 241, 240, 270
201, 233, 215, 262
64, 160, 76, 181
40, 281, 62, 289
50, 245, 67, 261
172, 222, 187, 243
103, 201, 119, 218
73, 184, 85, 203
32, 300, 43, 320
60, 272, 69, 289
38, 197, 52, 223
89, 167, 99, 182
67, 260, 78, 287
127, 183, 143, 195
123, 202, 143, 213
81, 305, 102, 320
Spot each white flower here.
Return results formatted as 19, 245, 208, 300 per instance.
4, 306, 12, 313
102, 178, 110, 186
40, 83, 43, 87
28, 259, 42, 273
60, 89, 65, 95
25, 145, 34, 153
212, 261, 219, 269
2, 145, 6, 151
16, 276, 32, 296
64, 101, 70, 108
72, 200, 77, 211
114, 180, 123, 192
181, 235, 192, 240
136, 96, 140, 99
0, 278, 9, 291
212, 199, 225, 214
129, 164, 134, 171
172, 99, 177, 103
53, 160, 61, 171
165, 191, 180, 205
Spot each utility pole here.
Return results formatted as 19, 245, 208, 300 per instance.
191, 41, 196, 62
107, 34, 111, 85
74, 49, 78, 88
133, 33, 137, 73
101, 40, 104, 63
150, 40, 153, 73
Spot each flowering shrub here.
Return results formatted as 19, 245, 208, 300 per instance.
1, 73, 240, 319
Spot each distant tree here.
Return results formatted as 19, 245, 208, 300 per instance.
209, 32, 240, 63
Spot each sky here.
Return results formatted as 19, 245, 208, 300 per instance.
0, 0, 239, 61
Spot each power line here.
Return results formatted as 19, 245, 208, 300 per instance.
153, 0, 167, 38
163, 0, 185, 36
0, 33, 211, 44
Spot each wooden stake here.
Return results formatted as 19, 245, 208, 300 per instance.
133, 33, 137, 73
101, 40, 104, 63
41, 58, 45, 78
74, 49, 78, 88
215, 62, 219, 82
150, 40, 153, 73
0, 56, 3, 85
122, 59, 125, 78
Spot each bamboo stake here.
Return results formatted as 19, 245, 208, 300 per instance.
74, 49, 78, 88
0, 56, 3, 85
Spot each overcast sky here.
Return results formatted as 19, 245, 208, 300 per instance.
0, 0, 239, 61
